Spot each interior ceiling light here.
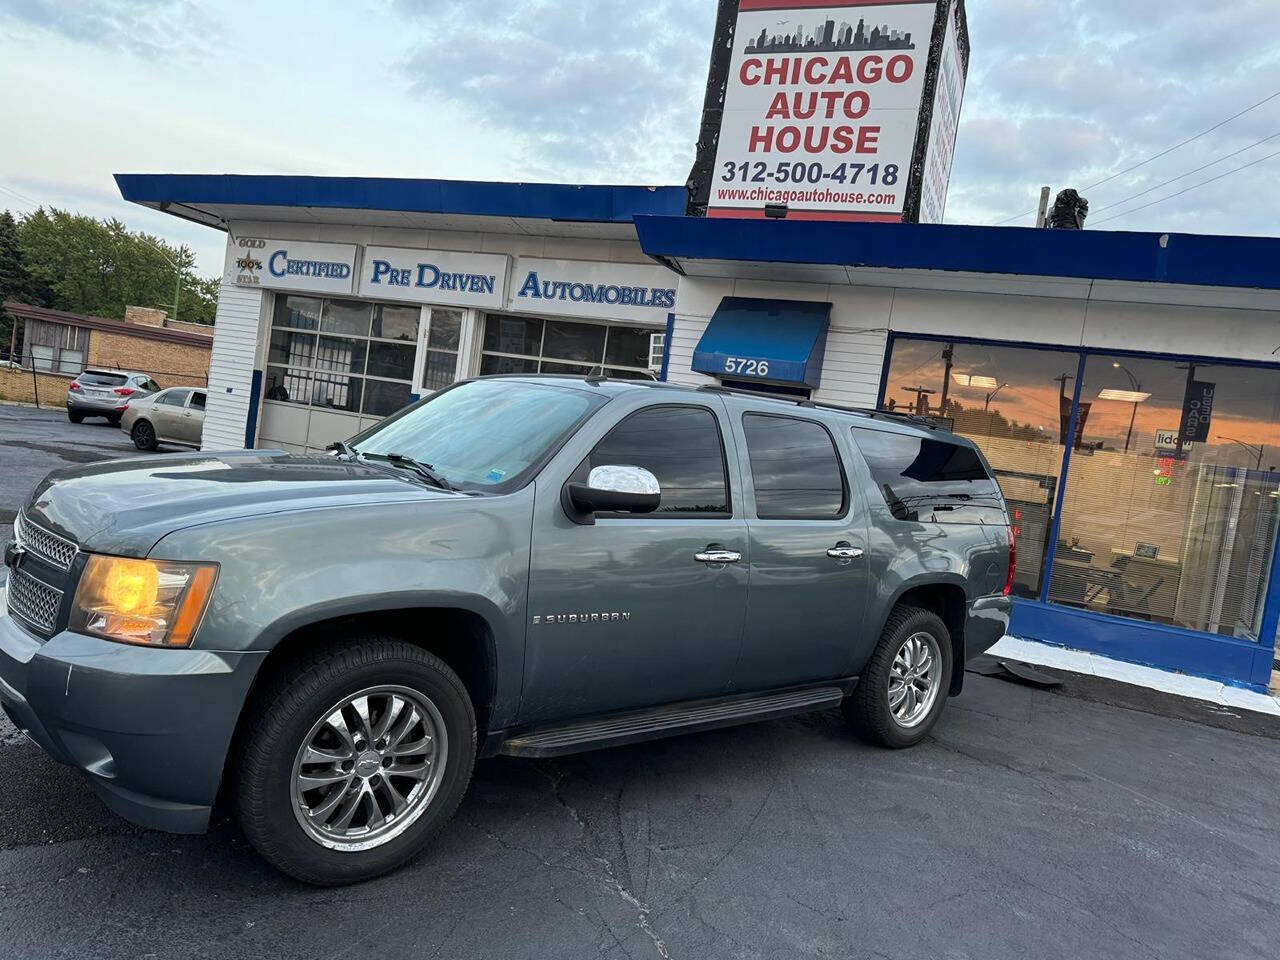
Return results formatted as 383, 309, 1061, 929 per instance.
1098, 388, 1152, 402
952, 373, 999, 389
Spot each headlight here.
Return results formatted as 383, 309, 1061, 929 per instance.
70, 555, 218, 648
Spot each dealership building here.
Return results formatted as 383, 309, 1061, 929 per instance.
113, 173, 1280, 693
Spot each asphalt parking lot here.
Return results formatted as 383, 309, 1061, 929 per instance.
2, 402, 1279, 959
0, 402, 142, 526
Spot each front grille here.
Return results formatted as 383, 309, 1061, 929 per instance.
6, 566, 63, 635
16, 514, 77, 570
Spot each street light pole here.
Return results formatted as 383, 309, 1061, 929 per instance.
1113, 362, 1142, 454
984, 382, 1009, 412
141, 235, 183, 322
1217, 435, 1265, 470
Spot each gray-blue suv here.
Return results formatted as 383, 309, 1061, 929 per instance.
1, 376, 1013, 884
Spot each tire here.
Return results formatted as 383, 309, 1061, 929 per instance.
67, 410, 84, 423
131, 420, 157, 450
843, 605, 953, 749
107, 414, 122, 427
236, 637, 476, 885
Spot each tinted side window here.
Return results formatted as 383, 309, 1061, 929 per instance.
743, 414, 845, 520
189, 392, 206, 410
156, 389, 191, 407
852, 427, 1004, 524
580, 405, 729, 516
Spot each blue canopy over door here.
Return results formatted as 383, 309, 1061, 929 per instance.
691, 297, 831, 389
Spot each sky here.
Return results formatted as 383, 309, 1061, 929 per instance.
1, 0, 1278, 277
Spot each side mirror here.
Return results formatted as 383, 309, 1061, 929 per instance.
564, 465, 661, 523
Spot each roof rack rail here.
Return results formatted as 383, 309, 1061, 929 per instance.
695, 382, 950, 431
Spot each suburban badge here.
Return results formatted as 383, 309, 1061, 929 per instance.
533, 612, 631, 625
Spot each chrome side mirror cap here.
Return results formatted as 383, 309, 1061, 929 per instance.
563, 465, 662, 524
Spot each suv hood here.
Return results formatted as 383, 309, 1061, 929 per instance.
22, 449, 457, 556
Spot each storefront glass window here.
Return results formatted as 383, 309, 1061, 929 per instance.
1048, 355, 1280, 641
372, 304, 419, 342
265, 295, 418, 418
480, 314, 658, 379
881, 338, 1078, 598
421, 308, 462, 393
321, 300, 372, 337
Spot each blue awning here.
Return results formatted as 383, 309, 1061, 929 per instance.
691, 297, 831, 388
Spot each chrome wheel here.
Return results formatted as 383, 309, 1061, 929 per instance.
887, 632, 942, 729
290, 685, 447, 852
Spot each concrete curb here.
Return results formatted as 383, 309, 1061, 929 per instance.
991, 635, 1280, 718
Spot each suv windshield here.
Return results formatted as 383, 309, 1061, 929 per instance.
352, 379, 604, 491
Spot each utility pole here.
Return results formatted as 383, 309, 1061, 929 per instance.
1035, 186, 1051, 228
939, 343, 954, 415
902, 385, 937, 416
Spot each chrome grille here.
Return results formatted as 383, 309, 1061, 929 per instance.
16, 513, 77, 570
6, 566, 63, 635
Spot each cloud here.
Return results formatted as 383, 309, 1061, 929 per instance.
950, 0, 1280, 233
0, 0, 220, 59
394, 0, 1280, 235
396, 0, 717, 183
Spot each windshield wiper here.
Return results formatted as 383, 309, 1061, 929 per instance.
373, 452, 456, 492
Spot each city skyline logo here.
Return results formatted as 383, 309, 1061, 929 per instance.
745, 16, 915, 55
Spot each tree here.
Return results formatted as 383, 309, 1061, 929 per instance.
0, 209, 51, 361
16, 208, 217, 327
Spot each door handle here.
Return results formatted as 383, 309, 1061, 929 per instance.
695, 548, 742, 565
827, 542, 864, 560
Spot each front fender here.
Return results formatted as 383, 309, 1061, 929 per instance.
149, 490, 535, 728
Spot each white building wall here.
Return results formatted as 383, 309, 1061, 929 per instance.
201, 274, 265, 450
668, 273, 1280, 403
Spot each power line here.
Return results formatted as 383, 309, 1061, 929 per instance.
1088, 130, 1280, 217
0, 183, 41, 208
1089, 147, 1280, 226
988, 89, 1280, 225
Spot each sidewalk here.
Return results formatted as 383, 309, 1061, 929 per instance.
990, 635, 1280, 718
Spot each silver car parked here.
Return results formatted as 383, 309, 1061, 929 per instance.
120, 386, 206, 450
66, 369, 161, 424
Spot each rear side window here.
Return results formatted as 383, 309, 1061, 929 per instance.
578, 405, 730, 517
155, 389, 192, 407
79, 371, 128, 387
852, 427, 1004, 524
743, 414, 846, 519
190, 392, 206, 410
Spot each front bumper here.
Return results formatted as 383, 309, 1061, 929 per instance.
0, 598, 265, 834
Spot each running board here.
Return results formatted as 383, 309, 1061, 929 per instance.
497, 685, 847, 758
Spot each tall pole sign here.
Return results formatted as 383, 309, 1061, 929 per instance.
687, 0, 969, 223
